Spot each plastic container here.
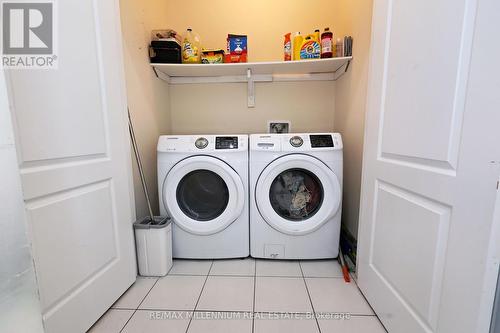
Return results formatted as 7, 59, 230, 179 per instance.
134, 216, 172, 277
299, 33, 320, 59
182, 28, 202, 63
321, 27, 333, 58
314, 29, 320, 43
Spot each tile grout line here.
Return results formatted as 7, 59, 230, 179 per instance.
299, 262, 322, 333
119, 277, 160, 333
119, 307, 377, 316
252, 259, 257, 333
351, 276, 382, 319
184, 260, 214, 333
169, 273, 340, 278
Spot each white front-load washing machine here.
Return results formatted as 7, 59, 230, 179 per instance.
250, 133, 343, 259
158, 135, 249, 259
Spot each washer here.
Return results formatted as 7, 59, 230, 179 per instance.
250, 133, 343, 259
158, 135, 249, 259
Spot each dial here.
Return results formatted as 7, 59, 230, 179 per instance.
289, 136, 304, 148
195, 137, 209, 149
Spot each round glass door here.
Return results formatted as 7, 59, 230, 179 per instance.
255, 154, 341, 235
176, 170, 229, 221
269, 168, 323, 221
163, 156, 244, 235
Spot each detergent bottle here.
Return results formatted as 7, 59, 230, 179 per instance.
314, 29, 320, 42
181, 28, 201, 63
292, 32, 303, 61
299, 33, 320, 60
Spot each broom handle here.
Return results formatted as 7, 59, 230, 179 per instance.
128, 109, 154, 220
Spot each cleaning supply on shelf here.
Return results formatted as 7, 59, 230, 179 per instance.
344, 36, 353, 56
149, 29, 182, 64
320, 27, 333, 58
225, 34, 247, 63
284, 33, 292, 61
299, 33, 320, 60
201, 48, 225, 64
314, 29, 320, 43
181, 28, 202, 63
335, 37, 344, 57
292, 32, 302, 61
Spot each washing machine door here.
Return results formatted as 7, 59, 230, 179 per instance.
163, 155, 245, 235
255, 154, 341, 235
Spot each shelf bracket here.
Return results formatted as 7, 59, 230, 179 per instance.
152, 66, 171, 83
333, 59, 351, 80
247, 68, 255, 108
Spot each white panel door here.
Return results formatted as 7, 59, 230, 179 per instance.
5, 0, 136, 332
358, 0, 500, 332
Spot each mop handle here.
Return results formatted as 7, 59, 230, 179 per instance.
128, 108, 154, 221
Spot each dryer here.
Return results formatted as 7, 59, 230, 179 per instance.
158, 135, 249, 259
250, 133, 343, 259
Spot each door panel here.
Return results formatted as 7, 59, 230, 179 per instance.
371, 181, 450, 329
380, 0, 472, 168
5, 0, 136, 332
10, 0, 107, 163
358, 0, 500, 332
28, 182, 118, 310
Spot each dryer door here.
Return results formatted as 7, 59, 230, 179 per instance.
255, 154, 341, 235
163, 156, 245, 235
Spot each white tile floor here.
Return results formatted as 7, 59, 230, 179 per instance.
88, 258, 387, 333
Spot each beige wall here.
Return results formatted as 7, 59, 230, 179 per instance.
334, 0, 374, 238
165, 0, 340, 134
120, 0, 171, 217
169, 82, 335, 134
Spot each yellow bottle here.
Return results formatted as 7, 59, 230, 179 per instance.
314, 29, 320, 42
292, 32, 303, 61
182, 28, 202, 63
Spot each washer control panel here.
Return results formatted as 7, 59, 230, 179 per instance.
158, 135, 247, 152
216, 136, 238, 150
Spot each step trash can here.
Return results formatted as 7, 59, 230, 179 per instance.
133, 216, 172, 277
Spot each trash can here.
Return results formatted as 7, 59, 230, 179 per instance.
133, 216, 172, 277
